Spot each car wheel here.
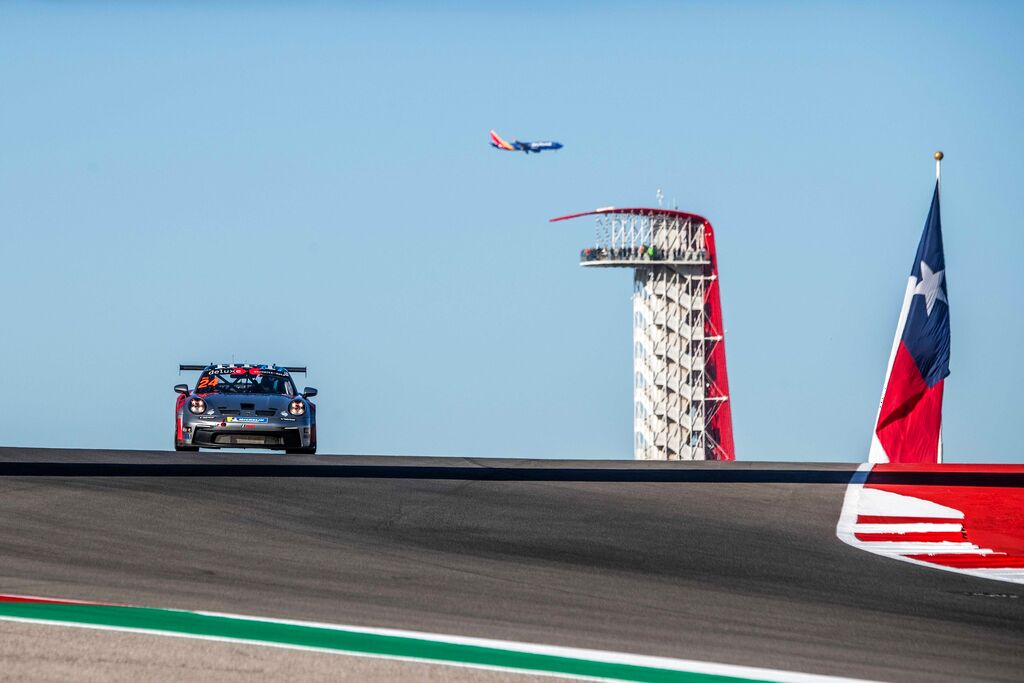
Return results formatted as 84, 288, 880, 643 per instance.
174, 443, 199, 452
286, 447, 316, 455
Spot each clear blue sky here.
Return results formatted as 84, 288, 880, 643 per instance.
2, 1, 1022, 461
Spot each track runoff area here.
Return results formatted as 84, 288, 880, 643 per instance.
0, 450, 1021, 682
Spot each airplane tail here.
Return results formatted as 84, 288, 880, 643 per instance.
490, 130, 516, 151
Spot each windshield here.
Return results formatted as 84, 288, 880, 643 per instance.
195, 368, 295, 396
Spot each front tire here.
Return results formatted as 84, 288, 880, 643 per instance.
174, 443, 199, 452
286, 447, 316, 455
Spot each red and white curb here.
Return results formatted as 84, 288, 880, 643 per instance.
837, 463, 1024, 584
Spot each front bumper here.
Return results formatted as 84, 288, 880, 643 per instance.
180, 415, 314, 450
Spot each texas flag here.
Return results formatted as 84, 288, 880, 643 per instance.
869, 183, 950, 464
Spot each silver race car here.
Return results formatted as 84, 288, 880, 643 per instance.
174, 364, 317, 454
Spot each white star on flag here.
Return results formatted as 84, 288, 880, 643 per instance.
913, 260, 947, 316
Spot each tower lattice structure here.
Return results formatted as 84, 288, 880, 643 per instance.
552, 208, 735, 460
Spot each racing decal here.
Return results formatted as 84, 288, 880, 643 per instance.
210, 367, 287, 377
225, 417, 269, 424
196, 376, 219, 390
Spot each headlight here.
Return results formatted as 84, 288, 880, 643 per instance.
288, 400, 305, 416
189, 398, 207, 414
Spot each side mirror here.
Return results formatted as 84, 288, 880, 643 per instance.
174, 384, 190, 395
302, 387, 318, 398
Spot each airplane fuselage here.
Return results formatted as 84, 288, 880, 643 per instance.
490, 130, 563, 154
490, 141, 563, 154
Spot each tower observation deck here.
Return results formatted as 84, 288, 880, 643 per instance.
551, 207, 735, 461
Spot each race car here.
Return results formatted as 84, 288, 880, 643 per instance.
174, 363, 317, 454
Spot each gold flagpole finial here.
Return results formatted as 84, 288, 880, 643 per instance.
934, 151, 944, 161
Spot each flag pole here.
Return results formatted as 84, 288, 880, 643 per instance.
935, 150, 944, 464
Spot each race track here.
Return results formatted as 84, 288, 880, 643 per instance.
0, 448, 1021, 682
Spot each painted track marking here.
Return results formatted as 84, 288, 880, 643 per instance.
836, 464, 1024, 584
0, 595, 876, 683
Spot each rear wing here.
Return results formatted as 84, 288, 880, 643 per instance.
178, 364, 307, 374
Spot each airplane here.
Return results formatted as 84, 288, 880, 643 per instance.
490, 130, 563, 154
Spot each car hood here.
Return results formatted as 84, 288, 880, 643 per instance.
197, 393, 296, 411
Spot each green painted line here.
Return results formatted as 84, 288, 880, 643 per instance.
0, 601, 770, 682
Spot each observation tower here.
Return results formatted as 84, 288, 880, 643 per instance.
551, 207, 735, 461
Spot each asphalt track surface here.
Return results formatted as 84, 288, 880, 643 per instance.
0, 448, 1021, 682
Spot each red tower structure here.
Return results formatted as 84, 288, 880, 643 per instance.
553, 207, 734, 460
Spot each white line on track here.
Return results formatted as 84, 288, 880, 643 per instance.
194, 609, 881, 682
0, 601, 882, 683
852, 523, 962, 533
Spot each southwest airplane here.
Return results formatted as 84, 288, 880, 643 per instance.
490, 130, 563, 154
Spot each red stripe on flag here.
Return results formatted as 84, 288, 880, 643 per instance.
875, 344, 943, 464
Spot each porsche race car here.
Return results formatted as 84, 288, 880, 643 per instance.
174, 363, 317, 454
